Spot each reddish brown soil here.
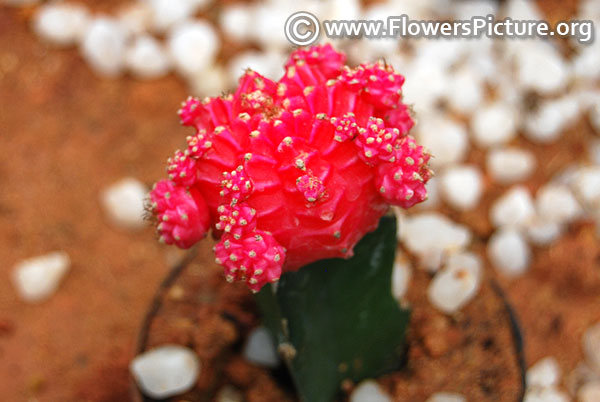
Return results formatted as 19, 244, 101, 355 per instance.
136, 240, 523, 402
1, 1, 599, 402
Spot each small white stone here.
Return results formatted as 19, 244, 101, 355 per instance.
583, 322, 600, 372
504, 0, 543, 20
573, 166, 600, 208
403, 62, 449, 116
101, 177, 148, 230
81, 17, 128, 77
130, 345, 200, 399
416, 116, 469, 169
125, 35, 171, 79
566, 361, 600, 396
401, 213, 471, 272
573, 41, 600, 82
487, 147, 536, 184
515, 41, 569, 95
168, 20, 219, 77
488, 228, 531, 277
471, 102, 518, 148
148, 0, 206, 33
425, 392, 466, 402
578, 381, 600, 402
227, 50, 286, 84
215, 385, 243, 402
523, 387, 570, 402
392, 254, 412, 304
527, 356, 561, 389
187, 64, 228, 97
33, 3, 90, 46
117, 2, 153, 35
243, 327, 279, 368
440, 165, 483, 211
251, 3, 294, 50
536, 184, 581, 224
415, 176, 441, 210
524, 96, 580, 144
446, 65, 484, 115
428, 252, 482, 314
12, 251, 71, 303
490, 186, 536, 228
219, 4, 254, 42
350, 380, 392, 402
526, 218, 563, 246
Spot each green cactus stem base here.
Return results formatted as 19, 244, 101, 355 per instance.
255, 216, 409, 402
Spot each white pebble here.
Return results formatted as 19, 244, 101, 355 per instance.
101, 177, 148, 230
536, 184, 581, 224
573, 167, 600, 208
148, 0, 206, 33
523, 387, 570, 402
416, 117, 469, 169
440, 165, 483, 210
428, 252, 482, 314
446, 66, 484, 115
426, 392, 466, 402
81, 17, 128, 77
392, 254, 412, 304
33, 3, 90, 46
130, 345, 200, 399
350, 380, 392, 402
187, 64, 228, 97
515, 41, 569, 95
487, 147, 536, 184
524, 96, 580, 144
12, 251, 71, 303
227, 50, 286, 85
527, 356, 561, 389
243, 327, 279, 368
471, 102, 518, 148
117, 2, 153, 35
573, 41, 600, 82
251, 3, 294, 50
526, 218, 563, 246
415, 176, 441, 210
216, 386, 243, 402
578, 381, 600, 402
490, 186, 535, 228
488, 228, 531, 277
400, 213, 471, 272
168, 20, 219, 77
219, 4, 254, 42
583, 322, 600, 372
125, 35, 171, 79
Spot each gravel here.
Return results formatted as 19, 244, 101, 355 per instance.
81, 17, 128, 76
439, 165, 483, 211
400, 212, 471, 272
34, 3, 90, 46
125, 35, 171, 79
349, 380, 392, 402
524, 96, 580, 144
427, 252, 482, 314
487, 147, 536, 184
391, 254, 412, 304
101, 177, 148, 230
583, 322, 600, 372
490, 186, 536, 228
579, 381, 600, 402
243, 326, 280, 368
416, 116, 469, 169
168, 20, 219, 77
425, 392, 466, 402
488, 228, 531, 277
130, 344, 200, 399
11, 251, 71, 303
535, 184, 581, 224
527, 357, 561, 389
471, 102, 518, 148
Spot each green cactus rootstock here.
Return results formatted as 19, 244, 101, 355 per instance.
255, 216, 410, 402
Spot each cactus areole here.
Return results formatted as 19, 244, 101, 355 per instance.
149, 44, 431, 292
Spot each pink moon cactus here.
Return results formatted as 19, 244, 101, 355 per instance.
149, 44, 431, 291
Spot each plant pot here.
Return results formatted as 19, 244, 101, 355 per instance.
131, 240, 526, 402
